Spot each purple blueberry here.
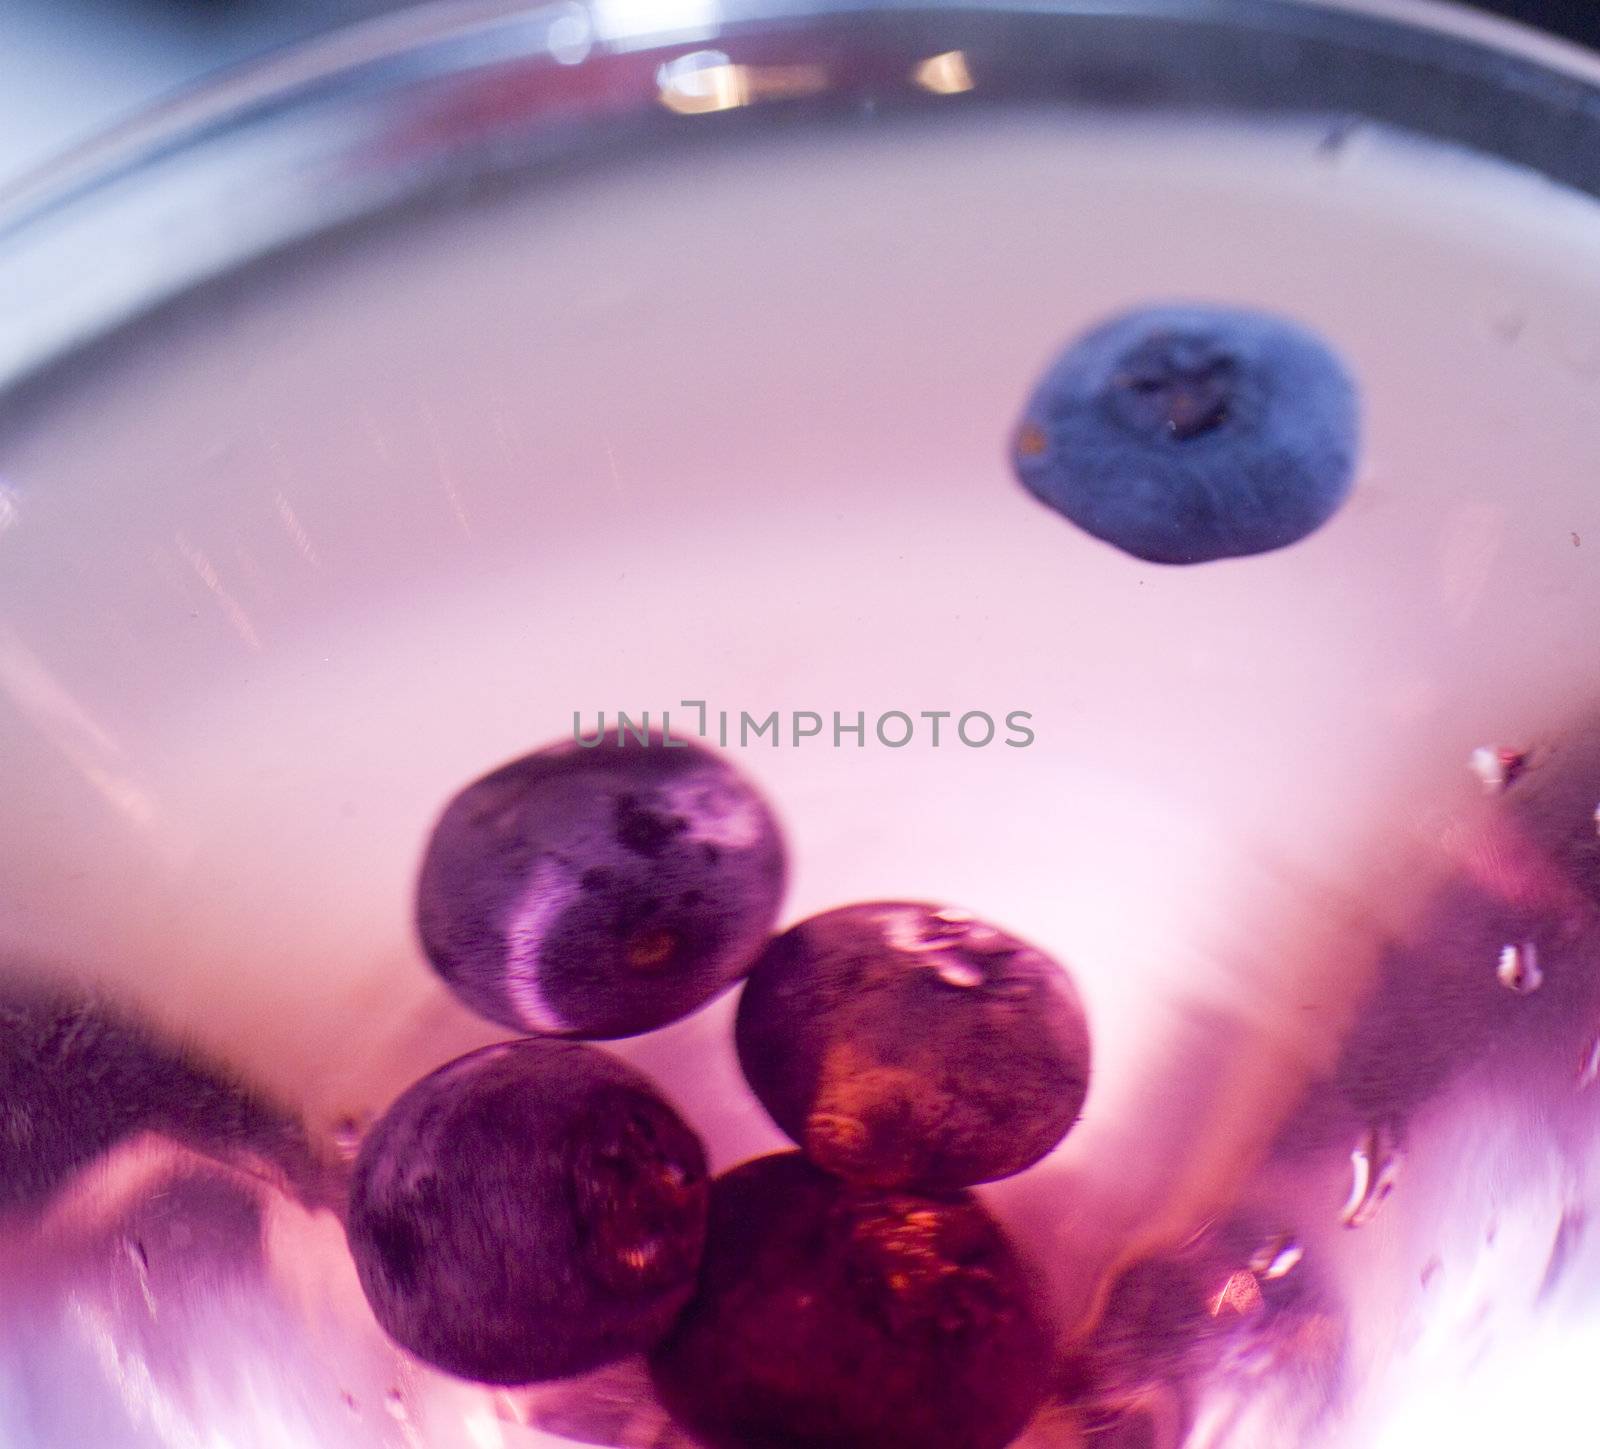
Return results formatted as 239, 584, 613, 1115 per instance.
345, 1037, 708, 1385
734, 903, 1090, 1191
1059, 1216, 1344, 1445
1012, 304, 1359, 564
416, 730, 786, 1039
649, 1151, 1051, 1449
0, 968, 324, 1214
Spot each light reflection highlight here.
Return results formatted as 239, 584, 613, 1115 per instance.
0, 625, 158, 830
913, 51, 975, 95
656, 50, 828, 115
591, 0, 720, 52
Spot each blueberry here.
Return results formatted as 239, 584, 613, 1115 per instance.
1059, 1216, 1343, 1445
416, 730, 786, 1039
734, 903, 1090, 1191
0, 968, 325, 1215
1011, 304, 1359, 565
649, 1151, 1051, 1449
345, 1037, 708, 1385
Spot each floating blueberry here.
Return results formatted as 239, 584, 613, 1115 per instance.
734, 903, 1090, 1191
0, 967, 325, 1215
649, 1151, 1051, 1449
1011, 304, 1359, 564
416, 731, 786, 1039
345, 1037, 708, 1385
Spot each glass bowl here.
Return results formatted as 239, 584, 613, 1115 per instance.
4, 2, 1600, 1445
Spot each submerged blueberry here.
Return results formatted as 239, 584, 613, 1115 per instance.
735, 903, 1091, 1191
649, 1151, 1051, 1449
1058, 1215, 1344, 1445
346, 1038, 708, 1385
1012, 304, 1359, 565
416, 730, 786, 1039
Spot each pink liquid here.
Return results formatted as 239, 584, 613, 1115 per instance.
3, 109, 1600, 1444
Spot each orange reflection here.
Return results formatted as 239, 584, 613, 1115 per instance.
1209, 1268, 1263, 1317
913, 52, 975, 96
658, 53, 829, 115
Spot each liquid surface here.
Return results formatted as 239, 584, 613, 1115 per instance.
3, 108, 1600, 1445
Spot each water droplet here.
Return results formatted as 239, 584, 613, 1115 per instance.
1497, 941, 1543, 994
1248, 1234, 1303, 1281
1420, 1256, 1441, 1289
1342, 1124, 1404, 1228
1580, 1036, 1600, 1088
385, 1390, 408, 1422
933, 906, 973, 924
1471, 745, 1529, 793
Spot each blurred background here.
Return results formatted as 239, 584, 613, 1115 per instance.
1, 0, 1599, 186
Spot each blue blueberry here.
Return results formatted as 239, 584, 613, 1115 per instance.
345, 1037, 708, 1384
1011, 304, 1359, 564
0, 968, 326, 1215
416, 730, 786, 1039
734, 902, 1090, 1191
649, 1151, 1051, 1449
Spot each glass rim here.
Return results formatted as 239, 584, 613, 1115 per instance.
3, 0, 1598, 232
5, 0, 1600, 400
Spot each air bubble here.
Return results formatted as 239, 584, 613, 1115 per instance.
1470, 745, 1528, 793
1249, 1235, 1304, 1281
1497, 942, 1543, 995
1342, 1124, 1403, 1228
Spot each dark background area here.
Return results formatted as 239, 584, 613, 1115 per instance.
148, 1, 1600, 56
1471, 0, 1600, 46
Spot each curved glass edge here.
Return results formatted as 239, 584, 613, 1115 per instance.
2, 0, 1600, 397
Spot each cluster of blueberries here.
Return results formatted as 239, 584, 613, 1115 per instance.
345, 302, 1363, 1448
349, 726, 1091, 1449
0, 303, 1362, 1449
